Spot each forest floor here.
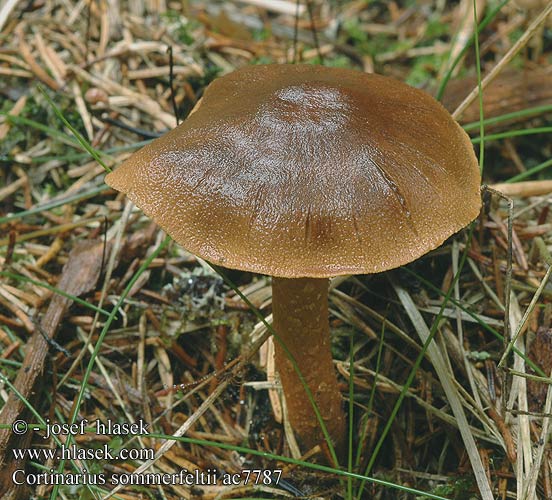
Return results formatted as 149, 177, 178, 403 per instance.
1, 0, 552, 499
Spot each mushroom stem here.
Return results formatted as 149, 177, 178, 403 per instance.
272, 276, 345, 454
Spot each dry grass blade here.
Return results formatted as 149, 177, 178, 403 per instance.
523, 372, 552, 499
0, 0, 20, 31
442, 68, 552, 127
498, 265, 552, 368
490, 181, 552, 198
453, 1, 552, 120
452, 241, 484, 411
391, 277, 495, 500
507, 293, 531, 499
236, 0, 305, 15
439, 0, 484, 79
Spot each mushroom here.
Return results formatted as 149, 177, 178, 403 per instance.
105, 64, 481, 454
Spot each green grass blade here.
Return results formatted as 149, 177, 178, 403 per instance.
354, 317, 386, 499
471, 126, 552, 144
0, 112, 80, 147
463, 104, 552, 132
0, 185, 109, 225
148, 433, 452, 500
436, 0, 509, 101
403, 266, 545, 377
473, 0, 485, 174
0, 376, 100, 498
48, 235, 170, 500
37, 85, 111, 173
507, 158, 552, 183
347, 334, 354, 500
0, 271, 110, 317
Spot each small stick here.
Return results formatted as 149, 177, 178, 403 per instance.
0, 240, 105, 498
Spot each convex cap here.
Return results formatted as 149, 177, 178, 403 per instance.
106, 64, 481, 278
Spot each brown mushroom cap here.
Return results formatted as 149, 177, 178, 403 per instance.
105, 64, 481, 278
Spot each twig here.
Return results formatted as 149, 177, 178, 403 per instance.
0, 240, 105, 498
